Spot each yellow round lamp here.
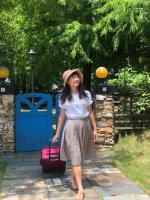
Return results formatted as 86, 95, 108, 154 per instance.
0, 67, 9, 79
96, 67, 108, 79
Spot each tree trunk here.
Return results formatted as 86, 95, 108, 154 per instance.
83, 63, 91, 91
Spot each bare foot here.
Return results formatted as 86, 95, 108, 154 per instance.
75, 190, 85, 200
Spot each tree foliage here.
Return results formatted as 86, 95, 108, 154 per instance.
109, 67, 150, 114
0, 0, 149, 92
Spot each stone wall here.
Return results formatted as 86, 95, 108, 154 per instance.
95, 94, 114, 151
0, 95, 15, 153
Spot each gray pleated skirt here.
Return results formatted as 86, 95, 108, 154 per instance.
60, 117, 97, 165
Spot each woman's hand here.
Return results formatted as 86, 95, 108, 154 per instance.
52, 134, 59, 143
52, 108, 65, 144
92, 130, 98, 141
87, 106, 98, 142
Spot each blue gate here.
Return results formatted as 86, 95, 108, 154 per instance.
16, 93, 53, 151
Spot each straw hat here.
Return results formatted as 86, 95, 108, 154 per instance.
62, 68, 83, 86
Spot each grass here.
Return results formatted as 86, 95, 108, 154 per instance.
0, 161, 7, 192
110, 130, 150, 195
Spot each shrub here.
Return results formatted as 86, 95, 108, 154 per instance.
108, 67, 150, 114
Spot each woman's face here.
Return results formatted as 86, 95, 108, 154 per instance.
67, 73, 80, 88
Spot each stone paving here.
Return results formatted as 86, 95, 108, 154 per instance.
0, 151, 150, 200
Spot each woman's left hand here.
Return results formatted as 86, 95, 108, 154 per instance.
92, 130, 98, 141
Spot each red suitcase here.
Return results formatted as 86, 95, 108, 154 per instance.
40, 142, 66, 173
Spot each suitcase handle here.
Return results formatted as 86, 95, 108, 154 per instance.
48, 139, 61, 160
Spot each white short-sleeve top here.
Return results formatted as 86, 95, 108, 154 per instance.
59, 90, 93, 119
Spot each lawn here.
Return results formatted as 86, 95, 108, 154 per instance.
110, 130, 150, 195
0, 162, 7, 192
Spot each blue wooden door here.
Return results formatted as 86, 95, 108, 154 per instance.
16, 93, 53, 152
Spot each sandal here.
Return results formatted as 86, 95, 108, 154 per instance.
75, 190, 85, 200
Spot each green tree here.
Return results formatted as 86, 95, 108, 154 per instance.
22, 0, 149, 89
0, 0, 150, 92
109, 67, 150, 114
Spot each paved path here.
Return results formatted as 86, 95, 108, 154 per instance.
0, 151, 150, 200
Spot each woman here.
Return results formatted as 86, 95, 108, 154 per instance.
52, 68, 97, 200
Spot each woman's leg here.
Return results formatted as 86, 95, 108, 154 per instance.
72, 165, 84, 192
71, 169, 78, 188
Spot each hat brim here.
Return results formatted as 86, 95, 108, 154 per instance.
64, 69, 83, 86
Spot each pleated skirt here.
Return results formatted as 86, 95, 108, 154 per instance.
60, 117, 97, 165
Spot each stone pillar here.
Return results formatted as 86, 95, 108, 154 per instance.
0, 95, 15, 153
95, 94, 114, 151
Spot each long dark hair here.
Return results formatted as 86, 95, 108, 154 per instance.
60, 72, 87, 104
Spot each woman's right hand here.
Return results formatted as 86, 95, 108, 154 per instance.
52, 134, 59, 143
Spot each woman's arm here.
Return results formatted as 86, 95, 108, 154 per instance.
87, 105, 98, 141
52, 108, 65, 143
